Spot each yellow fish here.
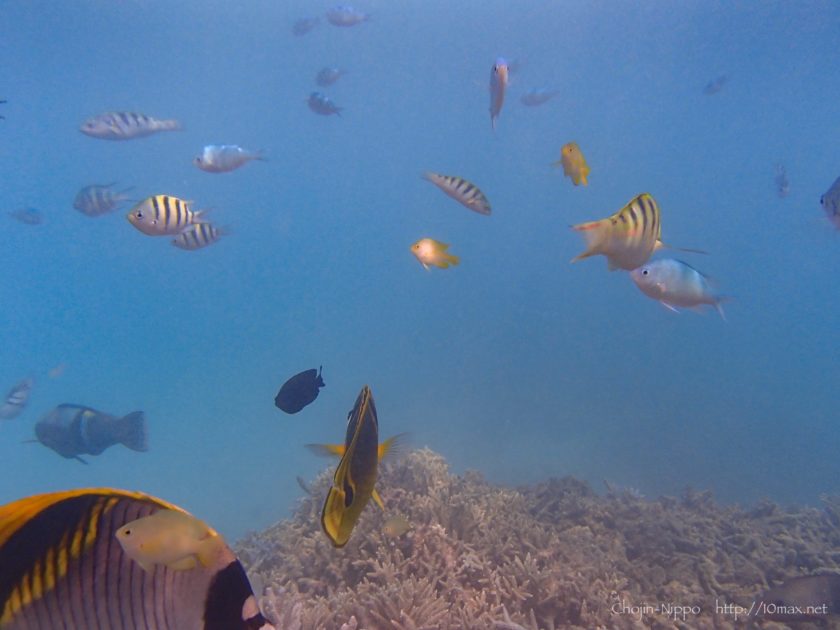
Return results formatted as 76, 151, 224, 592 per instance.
305, 432, 406, 461
553, 142, 590, 186
321, 385, 383, 547
127, 194, 206, 236
383, 514, 411, 538
572, 193, 670, 271
115, 508, 224, 573
410, 238, 460, 270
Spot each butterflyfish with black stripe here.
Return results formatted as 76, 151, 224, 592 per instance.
0, 377, 34, 420
127, 194, 207, 236
172, 222, 227, 250
423, 171, 491, 215
0, 488, 275, 630
571, 193, 705, 271
80, 111, 182, 140
33, 404, 148, 463
321, 385, 386, 547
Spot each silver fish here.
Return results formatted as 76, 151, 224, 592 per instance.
316, 67, 345, 87
774, 164, 790, 198
8, 207, 42, 225
520, 88, 558, 107
630, 258, 726, 319
172, 222, 225, 250
489, 57, 509, 130
326, 5, 370, 27
307, 92, 342, 116
0, 377, 34, 420
73, 183, 133, 217
292, 16, 319, 36
820, 175, 840, 229
193, 145, 265, 173
423, 172, 491, 215
80, 111, 181, 140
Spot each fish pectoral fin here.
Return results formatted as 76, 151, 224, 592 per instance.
656, 240, 708, 255
305, 443, 345, 458
372, 488, 385, 511
660, 302, 680, 314
195, 536, 224, 567
75, 456, 89, 465
136, 559, 156, 573
167, 556, 198, 571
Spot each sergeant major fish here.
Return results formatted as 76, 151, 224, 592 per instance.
116, 509, 225, 573
423, 171, 491, 215
127, 194, 206, 236
820, 175, 840, 229
172, 222, 226, 250
326, 5, 370, 26
410, 238, 460, 270
80, 111, 181, 140
33, 404, 148, 463
73, 183, 133, 217
307, 92, 343, 116
489, 57, 510, 131
0, 377, 34, 420
630, 258, 727, 319
193, 145, 265, 173
571, 193, 704, 271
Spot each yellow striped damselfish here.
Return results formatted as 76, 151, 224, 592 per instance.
0, 488, 274, 630
127, 194, 206, 236
320, 385, 386, 548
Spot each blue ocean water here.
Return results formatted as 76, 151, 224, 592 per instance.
0, 0, 838, 542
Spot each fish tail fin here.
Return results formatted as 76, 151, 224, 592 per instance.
117, 411, 148, 452
378, 432, 410, 461
305, 443, 346, 458
162, 119, 182, 132
570, 220, 608, 263
656, 240, 708, 255
447, 253, 460, 266
254, 150, 269, 162
715, 296, 733, 321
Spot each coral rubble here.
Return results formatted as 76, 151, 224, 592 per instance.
235, 449, 840, 629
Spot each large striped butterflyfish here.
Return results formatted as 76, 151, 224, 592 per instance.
0, 488, 274, 630
127, 195, 206, 237
422, 172, 491, 216
321, 385, 384, 548
571, 193, 704, 271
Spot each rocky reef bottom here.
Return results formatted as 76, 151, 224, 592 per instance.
235, 448, 840, 629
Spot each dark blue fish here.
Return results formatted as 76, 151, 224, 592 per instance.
307, 92, 343, 116
275, 367, 325, 414
34, 404, 148, 463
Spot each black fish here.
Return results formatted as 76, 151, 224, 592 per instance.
275, 366, 325, 414
0, 488, 274, 630
755, 574, 840, 622
34, 404, 148, 462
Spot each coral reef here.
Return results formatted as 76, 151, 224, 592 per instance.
235, 449, 840, 629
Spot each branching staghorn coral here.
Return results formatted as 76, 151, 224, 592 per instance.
235, 449, 840, 629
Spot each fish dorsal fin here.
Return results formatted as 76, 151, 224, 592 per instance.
378, 433, 410, 461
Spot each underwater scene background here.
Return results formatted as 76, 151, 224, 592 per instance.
1, 1, 839, 626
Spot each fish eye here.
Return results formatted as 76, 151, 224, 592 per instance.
642, 269, 649, 275
123, 528, 131, 535
136, 211, 143, 218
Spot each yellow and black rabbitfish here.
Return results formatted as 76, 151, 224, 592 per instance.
422, 172, 491, 215
0, 488, 274, 630
321, 385, 386, 547
127, 194, 206, 236
571, 193, 703, 271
